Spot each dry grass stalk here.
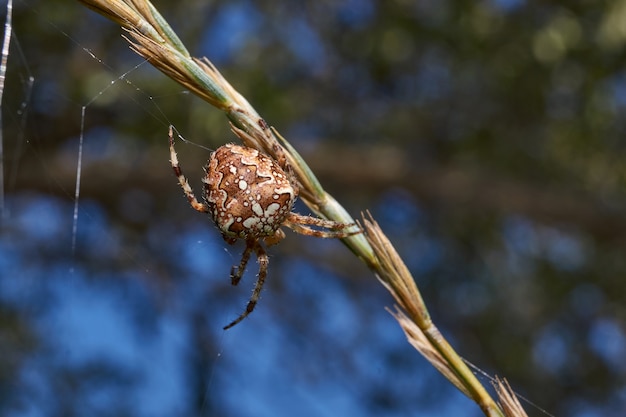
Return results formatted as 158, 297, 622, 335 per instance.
77, 1, 531, 416
363, 214, 505, 417
494, 378, 530, 417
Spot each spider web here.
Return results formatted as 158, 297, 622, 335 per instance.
0, 3, 344, 417
0, 5, 407, 415
0, 2, 567, 417
0, 2, 239, 416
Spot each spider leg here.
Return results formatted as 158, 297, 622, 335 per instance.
285, 222, 360, 238
168, 126, 210, 213
286, 213, 353, 229
263, 229, 286, 247
224, 241, 268, 330
230, 239, 255, 285
284, 213, 361, 238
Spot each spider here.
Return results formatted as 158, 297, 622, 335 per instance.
168, 126, 358, 329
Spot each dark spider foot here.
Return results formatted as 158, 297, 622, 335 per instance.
223, 299, 256, 330
230, 266, 242, 285
223, 315, 243, 330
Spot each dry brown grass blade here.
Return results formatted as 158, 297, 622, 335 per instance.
389, 307, 471, 397
361, 212, 428, 324
363, 213, 505, 417
124, 29, 232, 110
494, 378, 530, 417
77, 2, 534, 417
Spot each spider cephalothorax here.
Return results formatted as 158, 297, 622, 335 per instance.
168, 127, 357, 329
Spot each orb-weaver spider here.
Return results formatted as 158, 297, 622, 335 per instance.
168, 127, 359, 329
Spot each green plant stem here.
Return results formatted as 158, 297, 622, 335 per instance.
77, 1, 525, 416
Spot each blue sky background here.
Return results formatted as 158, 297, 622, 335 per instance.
2, 0, 626, 416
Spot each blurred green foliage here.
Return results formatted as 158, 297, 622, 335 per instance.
2, 1, 626, 416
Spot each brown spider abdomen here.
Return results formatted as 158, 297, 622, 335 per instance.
204, 144, 296, 240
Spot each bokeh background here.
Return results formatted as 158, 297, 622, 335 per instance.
2, 0, 626, 416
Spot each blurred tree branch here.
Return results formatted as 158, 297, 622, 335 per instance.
10, 142, 626, 244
